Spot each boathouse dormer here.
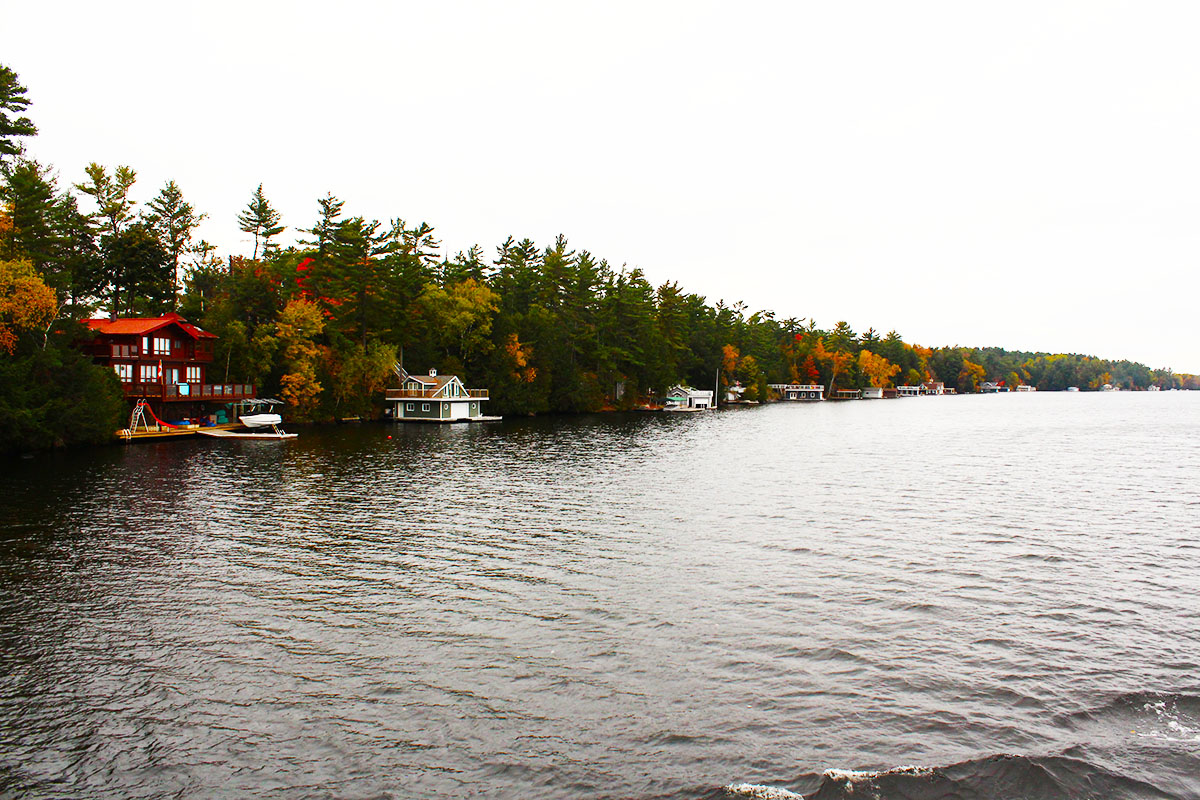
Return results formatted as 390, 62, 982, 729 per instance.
83, 313, 255, 403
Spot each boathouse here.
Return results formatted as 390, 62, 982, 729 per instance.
386, 367, 489, 421
768, 383, 825, 401
664, 385, 713, 410
83, 313, 256, 421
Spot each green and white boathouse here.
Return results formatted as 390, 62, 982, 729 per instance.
386, 368, 491, 422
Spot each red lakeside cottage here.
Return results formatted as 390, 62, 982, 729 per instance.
83, 312, 256, 422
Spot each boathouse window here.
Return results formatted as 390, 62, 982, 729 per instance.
186, 366, 201, 383
152, 336, 171, 355
113, 364, 132, 382
140, 364, 159, 382
406, 403, 414, 411
422, 403, 430, 411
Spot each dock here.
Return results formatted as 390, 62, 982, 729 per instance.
196, 428, 298, 440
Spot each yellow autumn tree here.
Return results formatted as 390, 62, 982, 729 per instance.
857, 349, 900, 388
275, 298, 325, 420
0, 258, 58, 354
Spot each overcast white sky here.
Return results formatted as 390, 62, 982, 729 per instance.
5, 1, 1198, 371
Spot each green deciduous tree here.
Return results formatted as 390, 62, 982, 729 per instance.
415, 278, 499, 371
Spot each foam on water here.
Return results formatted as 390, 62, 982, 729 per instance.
723, 783, 804, 799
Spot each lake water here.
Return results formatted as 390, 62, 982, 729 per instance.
1, 392, 1198, 799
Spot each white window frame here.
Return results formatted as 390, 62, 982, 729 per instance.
422, 403, 430, 411
113, 364, 133, 382
405, 403, 414, 411
186, 366, 201, 383
153, 336, 171, 355
140, 364, 159, 382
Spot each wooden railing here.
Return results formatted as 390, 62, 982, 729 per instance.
385, 388, 488, 400
123, 383, 256, 400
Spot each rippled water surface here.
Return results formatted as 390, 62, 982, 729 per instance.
2, 392, 1198, 799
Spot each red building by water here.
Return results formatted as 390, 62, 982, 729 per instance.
83, 312, 256, 421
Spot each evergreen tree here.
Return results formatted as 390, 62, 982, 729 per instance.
300, 193, 344, 258
75, 163, 137, 238
0, 64, 37, 164
237, 183, 284, 260
144, 180, 205, 308
2, 159, 101, 307
100, 222, 171, 316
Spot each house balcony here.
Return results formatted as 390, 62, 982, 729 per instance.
385, 388, 488, 400
122, 383, 256, 401
104, 344, 215, 362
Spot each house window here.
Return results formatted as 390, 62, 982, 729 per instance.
153, 336, 171, 355
422, 403, 429, 411
405, 403, 414, 411
140, 364, 159, 382
113, 364, 133, 382
186, 366, 201, 383
143, 336, 150, 353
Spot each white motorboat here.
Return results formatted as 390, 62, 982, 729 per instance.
240, 413, 283, 428
198, 411, 298, 439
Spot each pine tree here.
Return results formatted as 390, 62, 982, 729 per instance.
300, 193, 344, 258
75, 163, 137, 238
237, 184, 284, 260
145, 180, 205, 308
0, 64, 37, 163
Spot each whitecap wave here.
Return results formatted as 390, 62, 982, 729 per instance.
723, 782, 804, 799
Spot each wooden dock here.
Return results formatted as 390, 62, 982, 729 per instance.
118, 422, 244, 442
196, 428, 298, 440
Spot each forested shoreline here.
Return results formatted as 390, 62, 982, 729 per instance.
1, 64, 1196, 453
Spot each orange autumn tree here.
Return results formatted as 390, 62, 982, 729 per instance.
813, 338, 854, 395
958, 359, 986, 393
721, 343, 739, 378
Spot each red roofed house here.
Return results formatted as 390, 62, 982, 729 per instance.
83, 312, 256, 422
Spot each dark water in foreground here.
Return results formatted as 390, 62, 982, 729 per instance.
1, 392, 1198, 799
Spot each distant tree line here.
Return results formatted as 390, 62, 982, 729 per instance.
1, 63, 1195, 450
